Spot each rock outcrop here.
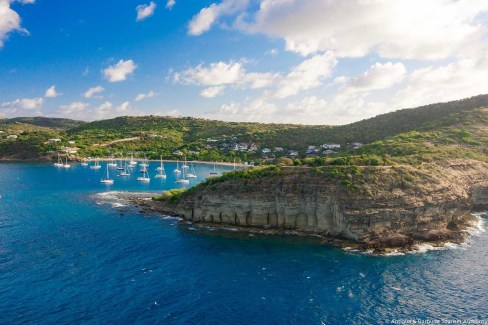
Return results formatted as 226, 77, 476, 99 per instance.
148, 159, 488, 249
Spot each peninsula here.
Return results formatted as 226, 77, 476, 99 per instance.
2, 95, 488, 252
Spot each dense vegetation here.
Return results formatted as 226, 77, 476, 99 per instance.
1, 95, 487, 165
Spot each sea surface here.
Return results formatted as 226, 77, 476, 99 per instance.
0, 162, 487, 324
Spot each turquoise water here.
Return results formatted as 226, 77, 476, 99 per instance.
0, 163, 487, 324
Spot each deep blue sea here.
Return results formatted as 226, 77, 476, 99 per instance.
0, 162, 487, 324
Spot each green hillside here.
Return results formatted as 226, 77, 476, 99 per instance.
0, 117, 85, 129
0, 94, 487, 163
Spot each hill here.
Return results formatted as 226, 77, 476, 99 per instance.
0, 117, 85, 129
0, 94, 487, 162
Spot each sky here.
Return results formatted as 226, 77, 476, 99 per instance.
1, 0, 488, 125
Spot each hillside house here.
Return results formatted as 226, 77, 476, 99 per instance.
249, 144, 258, 151
351, 142, 364, 149
7, 135, 17, 140
321, 143, 341, 149
322, 149, 336, 155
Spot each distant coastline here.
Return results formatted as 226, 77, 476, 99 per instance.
0, 157, 248, 168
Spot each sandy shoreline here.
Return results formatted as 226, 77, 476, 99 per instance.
83, 158, 248, 167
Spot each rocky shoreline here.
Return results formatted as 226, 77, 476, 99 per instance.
101, 190, 486, 255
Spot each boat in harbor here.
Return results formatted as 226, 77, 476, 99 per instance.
174, 160, 181, 174
187, 162, 197, 178
100, 164, 114, 184
119, 161, 130, 176
53, 154, 64, 167
107, 158, 117, 168
62, 155, 71, 168
90, 158, 101, 170
176, 159, 190, 184
137, 159, 150, 182
155, 157, 167, 179
210, 162, 218, 175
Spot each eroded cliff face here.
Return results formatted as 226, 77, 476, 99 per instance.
151, 159, 488, 247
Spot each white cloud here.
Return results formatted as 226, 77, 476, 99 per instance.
274, 52, 337, 98
166, 0, 175, 9
211, 97, 278, 122
176, 61, 243, 86
117, 101, 131, 112
344, 62, 406, 93
0, 0, 28, 48
200, 85, 225, 98
84, 85, 105, 98
175, 60, 281, 91
136, 1, 157, 21
58, 101, 89, 116
103, 59, 137, 82
95, 101, 131, 119
393, 56, 488, 108
188, 0, 248, 36
134, 90, 156, 101
44, 85, 61, 98
238, 0, 488, 59
1, 97, 43, 110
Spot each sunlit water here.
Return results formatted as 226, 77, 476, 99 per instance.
0, 163, 487, 324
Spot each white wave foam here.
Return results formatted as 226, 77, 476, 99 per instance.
384, 249, 405, 256
466, 213, 486, 236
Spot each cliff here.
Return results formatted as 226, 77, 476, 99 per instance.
147, 160, 488, 250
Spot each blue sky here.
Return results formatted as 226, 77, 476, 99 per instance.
1, 0, 488, 124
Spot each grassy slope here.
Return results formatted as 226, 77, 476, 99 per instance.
0, 117, 85, 129
1, 94, 487, 161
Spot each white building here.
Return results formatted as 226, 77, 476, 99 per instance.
351, 142, 364, 149
274, 147, 284, 152
48, 138, 62, 143
7, 135, 18, 139
321, 143, 341, 149
262, 148, 271, 153
322, 150, 336, 155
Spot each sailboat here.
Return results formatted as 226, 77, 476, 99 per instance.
137, 164, 150, 182
100, 164, 114, 184
90, 158, 101, 170
116, 159, 124, 170
173, 160, 181, 173
107, 157, 117, 168
187, 162, 197, 178
81, 158, 89, 166
156, 156, 164, 171
155, 160, 166, 179
209, 162, 218, 175
119, 161, 130, 176
129, 154, 137, 165
53, 153, 64, 167
62, 155, 71, 168
140, 153, 148, 167
233, 158, 236, 171
182, 158, 189, 169
176, 163, 189, 184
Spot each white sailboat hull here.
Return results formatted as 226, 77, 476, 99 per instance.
100, 180, 114, 184
176, 179, 189, 184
